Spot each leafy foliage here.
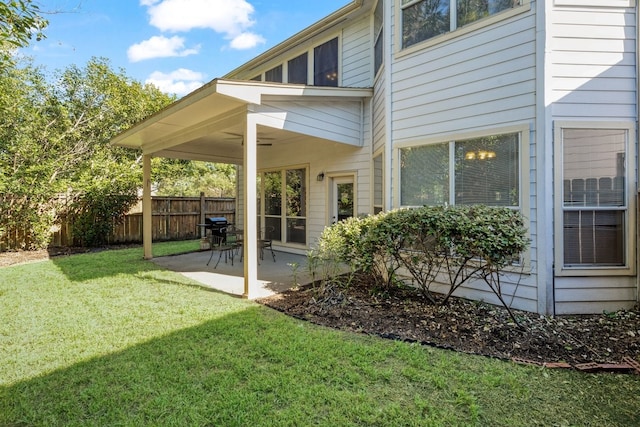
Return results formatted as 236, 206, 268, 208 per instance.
0, 0, 47, 67
309, 206, 530, 322
0, 58, 174, 248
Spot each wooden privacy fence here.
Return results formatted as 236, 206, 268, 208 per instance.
47, 195, 235, 248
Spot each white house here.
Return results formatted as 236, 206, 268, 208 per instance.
113, 0, 638, 315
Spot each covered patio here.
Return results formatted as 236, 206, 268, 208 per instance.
151, 249, 310, 299
112, 79, 371, 298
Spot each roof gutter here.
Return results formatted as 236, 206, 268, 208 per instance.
223, 0, 364, 78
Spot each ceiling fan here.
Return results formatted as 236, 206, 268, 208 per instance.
222, 132, 274, 146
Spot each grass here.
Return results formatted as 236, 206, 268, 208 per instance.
1, 242, 639, 426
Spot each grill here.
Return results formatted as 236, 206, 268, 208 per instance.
204, 217, 228, 241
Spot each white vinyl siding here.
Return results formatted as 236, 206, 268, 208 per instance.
389, 4, 536, 312
258, 99, 365, 147
342, 15, 373, 87
391, 10, 536, 141
549, 6, 637, 121
549, 3, 637, 314
373, 73, 386, 154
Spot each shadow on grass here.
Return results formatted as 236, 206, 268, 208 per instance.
2, 305, 639, 426
46, 245, 189, 283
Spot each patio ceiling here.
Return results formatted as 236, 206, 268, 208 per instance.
112, 79, 373, 164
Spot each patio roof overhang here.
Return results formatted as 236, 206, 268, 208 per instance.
112, 79, 373, 164
111, 79, 372, 299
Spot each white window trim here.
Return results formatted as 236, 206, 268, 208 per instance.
393, 124, 531, 270
554, 0, 635, 7
245, 34, 341, 86
312, 36, 342, 87
553, 121, 637, 277
395, 0, 532, 58
258, 164, 309, 248
373, 0, 384, 79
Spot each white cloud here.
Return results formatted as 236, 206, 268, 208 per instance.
143, 0, 265, 50
145, 68, 206, 96
229, 32, 265, 50
127, 35, 199, 62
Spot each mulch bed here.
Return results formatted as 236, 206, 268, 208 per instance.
258, 278, 640, 374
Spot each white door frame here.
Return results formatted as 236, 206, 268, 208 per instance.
328, 173, 356, 225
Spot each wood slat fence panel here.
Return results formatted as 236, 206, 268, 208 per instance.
1, 196, 235, 250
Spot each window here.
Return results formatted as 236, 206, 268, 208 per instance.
556, 125, 632, 270
314, 38, 339, 86
286, 169, 306, 244
373, 154, 384, 214
259, 167, 307, 245
401, 0, 522, 49
288, 53, 308, 84
400, 132, 520, 208
374, 0, 384, 74
265, 65, 282, 83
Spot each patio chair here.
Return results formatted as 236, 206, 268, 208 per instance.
259, 226, 276, 262
206, 228, 241, 269
238, 226, 276, 263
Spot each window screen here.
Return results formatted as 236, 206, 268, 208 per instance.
265, 65, 283, 83
314, 38, 339, 86
561, 128, 627, 266
288, 53, 308, 84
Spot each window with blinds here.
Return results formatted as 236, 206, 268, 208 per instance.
561, 128, 627, 266
400, 132, 520, 208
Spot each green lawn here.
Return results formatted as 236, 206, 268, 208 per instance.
1, 242, 638, 426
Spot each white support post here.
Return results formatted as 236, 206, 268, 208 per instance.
143, 154, 153, 260
243, 112, 259, 298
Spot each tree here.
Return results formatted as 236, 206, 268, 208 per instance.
153, 160, 237, 197
0, 0, 48, 67
0, 57, 175, 248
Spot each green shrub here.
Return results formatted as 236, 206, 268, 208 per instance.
309, 205, 529, 322
67, 188, 137, 247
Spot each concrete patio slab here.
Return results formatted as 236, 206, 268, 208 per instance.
151, 249, 311, 299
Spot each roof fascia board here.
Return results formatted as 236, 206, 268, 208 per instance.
223, 0, 364, 78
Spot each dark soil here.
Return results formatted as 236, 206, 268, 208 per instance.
258, 277, 640, 372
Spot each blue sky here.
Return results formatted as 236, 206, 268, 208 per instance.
23, 0, 349, 96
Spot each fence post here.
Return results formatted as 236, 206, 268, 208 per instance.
199, 192, 206, 238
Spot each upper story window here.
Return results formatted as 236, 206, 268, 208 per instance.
401, 0, 522, 49
288, 53, 308, 84
374, 0, 384, 74
247, 37, 339, 86
265, 65, 283, 83
314, 37, 339, 86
